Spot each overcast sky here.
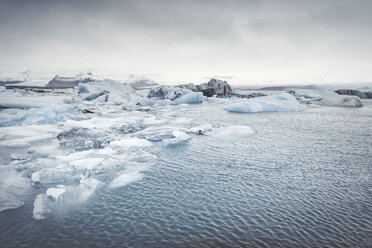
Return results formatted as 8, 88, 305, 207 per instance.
1, 0, 372, 84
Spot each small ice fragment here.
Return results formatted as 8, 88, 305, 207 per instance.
109, 172, 144, 188
163, 131, 191, 146
213, 125, 254, 138
69, 157, 104, 170
110, 137, 152, 149
46, 188, 66, 201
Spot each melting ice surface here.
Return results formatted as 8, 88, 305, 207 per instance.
0, 82, 372, 247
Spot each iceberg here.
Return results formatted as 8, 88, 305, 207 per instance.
222, 93, 305, 113
292, 90, 363, 107
77, 79, 146, 105
317, 95, 363, 107
46, 73, 99, 88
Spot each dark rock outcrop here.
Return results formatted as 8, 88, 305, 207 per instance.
197, 78, 233, 97
335, 89, 372, 99
179, 83, 199, 92
179, 79, 233, 97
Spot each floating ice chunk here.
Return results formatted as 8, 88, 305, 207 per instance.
212, 125, 254, 139
46, 187, 66, 201
0, 95, 71, 109
293, 90, 363, 107
143, 116, 166, 125
70, 157, 104, 170
0, 198, 24, 212
190, 124, 213, 134
110, 137, 152, 149
0, 105, 73, 126
77, 177, 104, 201
55, 150, 94, 161
173, 92, 203, 104
57, 128, 108, 151
148, 86, 192, 100
109, 172, 144, 189
33, 177, 103, 220
31, 168, 75, 184
77, 79, 150, 106
0, 168, 30, 212
63, 117, 137, 130
171, 117, 193, 125
135, 126, 189, 141
28, 140, 60, 158
222, 93, 305, 113
163, 131, 191, 146
33, 194, 49, 220
318, 94, 363, 107
10, 153, 28, 160
0, 124, 62, 139
0, 133, 54, 148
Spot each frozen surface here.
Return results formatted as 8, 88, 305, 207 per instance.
222, 93, 305, 113
1, 85, 372, 247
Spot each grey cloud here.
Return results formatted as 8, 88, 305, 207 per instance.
0, 0, 372, 83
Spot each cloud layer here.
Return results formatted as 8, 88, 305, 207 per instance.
1, 0, 372, 83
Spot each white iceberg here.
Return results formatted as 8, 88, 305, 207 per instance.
222, 93, 305, 113
293, 90, 363, 107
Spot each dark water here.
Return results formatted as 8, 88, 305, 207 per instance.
1, 101, 372, 247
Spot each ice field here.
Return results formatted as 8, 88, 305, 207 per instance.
0, 80, 372, 247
